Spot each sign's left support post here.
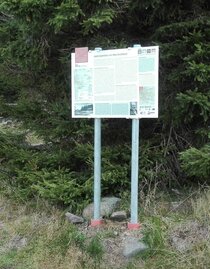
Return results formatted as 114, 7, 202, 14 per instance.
91, 118, 103, 226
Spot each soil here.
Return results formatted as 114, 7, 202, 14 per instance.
169, 220, 209, 252
77, 220, 144, 268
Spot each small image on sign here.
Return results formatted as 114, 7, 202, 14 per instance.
75, 47, 88, 63
74, 103, 93, 116
130, 102, 138, 115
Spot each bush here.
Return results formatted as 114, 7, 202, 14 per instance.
180, 144, 210, 180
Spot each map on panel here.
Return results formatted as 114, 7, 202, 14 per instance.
71, 46, 159, 118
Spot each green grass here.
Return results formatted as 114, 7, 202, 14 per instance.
0, 250, 17, 268
1, 186, 210, 269
134, 187, 210, 269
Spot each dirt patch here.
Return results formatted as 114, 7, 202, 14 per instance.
78, 220, 144, 268
169, 220, 209, 252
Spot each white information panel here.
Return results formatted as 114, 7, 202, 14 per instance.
71, 46, 159, 118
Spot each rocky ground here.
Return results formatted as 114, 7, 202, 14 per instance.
1, 192, 210, 269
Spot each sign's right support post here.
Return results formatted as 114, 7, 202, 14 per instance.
128, 118, 140, 230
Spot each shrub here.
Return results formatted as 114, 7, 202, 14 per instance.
180, 144, 210, 180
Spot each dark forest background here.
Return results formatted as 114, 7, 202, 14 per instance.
0, 0, 209, 211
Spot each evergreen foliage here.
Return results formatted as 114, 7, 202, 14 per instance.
0, 0, 209, 209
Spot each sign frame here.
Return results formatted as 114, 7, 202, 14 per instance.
71, 46, 159, 119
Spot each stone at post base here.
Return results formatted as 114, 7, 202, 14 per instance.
90, 219, 104, 227
65, 212, 84, 224
110, 210, 127, 221
127, 222, 141, 230
82, 197, 121, 220
123, 237, 148, 258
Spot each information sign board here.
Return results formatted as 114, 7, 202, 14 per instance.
71, 46, 159, 118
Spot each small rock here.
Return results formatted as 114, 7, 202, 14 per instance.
171, 188, 182, 195
123, 237, 148, 258
9, 236, 27, 250
0, 221, 4, 229
82, 197, 121, 220
65, 212, 84, 224
110, 211, 127, 221
169, 200, 192, 214
29, 143, 47, 150
6, 120, 13, 125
